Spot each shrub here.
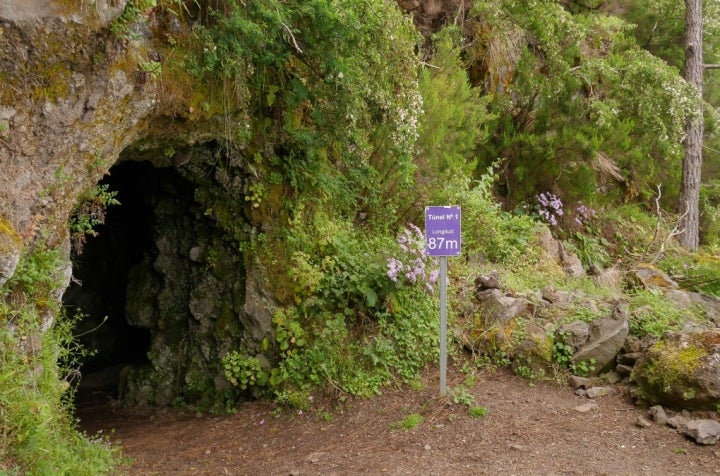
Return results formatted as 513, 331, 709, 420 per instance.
0, 248, 122, 474
658, 251, 720, 298
443, 166, 540, 266
627, 290, 695, 338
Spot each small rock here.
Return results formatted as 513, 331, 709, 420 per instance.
424, 444, 431, 451
684, 419, 720, 445
509, 444, 524, 450
558, 321, 590, 350
668, 415, 690, 431
189, 245, 204, 262
605, 371, 622, 384
649, 405, 668, 426
617, 352, 643, 365
636, 416, 652, 428
615, 364, 633, 376
586, 386, 615, 399
475, 274, 499, 290
574, 402, 599, 413
568, 375, 594, 389
306, 452, 326, 463
575, 388, 587, 397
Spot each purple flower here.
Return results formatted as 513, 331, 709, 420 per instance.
574, 202, 596, 226
537, 192, 564, 227
386, 257, 403, 282
385, 224, 440, 293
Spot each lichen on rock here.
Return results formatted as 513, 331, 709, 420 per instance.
0, 215, 22, 287
631, 329, 720, 410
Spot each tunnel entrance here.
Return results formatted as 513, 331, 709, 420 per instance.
64, 151, 258, 411
64, 160, 171, 404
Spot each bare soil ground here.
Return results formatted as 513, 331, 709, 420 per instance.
76, 367, 720, 475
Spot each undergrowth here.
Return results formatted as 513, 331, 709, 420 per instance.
0, 248, 122, 474
225, 215, 442, 406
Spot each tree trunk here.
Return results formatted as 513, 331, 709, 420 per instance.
679, 0, 704, 250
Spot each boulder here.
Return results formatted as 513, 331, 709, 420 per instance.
465, 288, 531, 357
684, 419, 720, 445
572, 301, 629, 374
667, 415, 720, 445
510, 323, 554, 377
626, 263, 678, 291
537, 230, 585, 276
631, 329, 720, 410
474, 288, 529, 327
558, 320, 590, 352
666, 289, 720, 327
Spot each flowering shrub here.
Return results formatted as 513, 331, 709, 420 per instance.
386, 224, 439, 293
574, 202, 596, 227
537, 192, 564, 227
391, 87, 424, 157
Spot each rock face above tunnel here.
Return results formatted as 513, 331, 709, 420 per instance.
0, 2, 279, 407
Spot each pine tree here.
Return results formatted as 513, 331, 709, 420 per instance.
679, 0, 704, 249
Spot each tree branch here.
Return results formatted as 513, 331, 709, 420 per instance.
646, 184, 686, 262
280, 21, 303, 55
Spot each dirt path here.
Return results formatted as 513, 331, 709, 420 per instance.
77, 368, 720, 475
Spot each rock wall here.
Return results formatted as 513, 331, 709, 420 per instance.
0, 1, 277, 406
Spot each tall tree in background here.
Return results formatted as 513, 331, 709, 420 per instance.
679, 0, 704, 250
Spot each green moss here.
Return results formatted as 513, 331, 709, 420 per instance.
632, 338, 709, 406
0, 216, 22, 253
0, 71, 19, 104
645, 341, 706, 387
532, 332, 555, 363
29, 26, 92, 102
214, 305, 239, 335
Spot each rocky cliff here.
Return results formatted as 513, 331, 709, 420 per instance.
0, 0, 276, 406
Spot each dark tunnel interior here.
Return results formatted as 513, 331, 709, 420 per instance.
63, 160, 171, 403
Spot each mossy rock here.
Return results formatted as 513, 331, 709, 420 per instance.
626, 263, 678, 291
631, 329, 720, 410
510, 323, 554, 377
0, 216, 22, 287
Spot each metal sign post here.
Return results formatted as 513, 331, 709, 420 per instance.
425, 205, 461, 397
439, 255, 448, 396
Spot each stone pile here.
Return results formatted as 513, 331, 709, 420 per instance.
467, 253, 720, 446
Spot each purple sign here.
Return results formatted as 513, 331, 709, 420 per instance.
425, 206, 461, 256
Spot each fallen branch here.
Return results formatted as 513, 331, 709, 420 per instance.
646, 184, 686, 262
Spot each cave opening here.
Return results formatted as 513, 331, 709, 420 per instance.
64, 144, 260, 412
63, 160, 191, 405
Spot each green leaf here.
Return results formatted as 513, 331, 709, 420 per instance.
362, 286, 378, 307
266, 85, 279, 107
